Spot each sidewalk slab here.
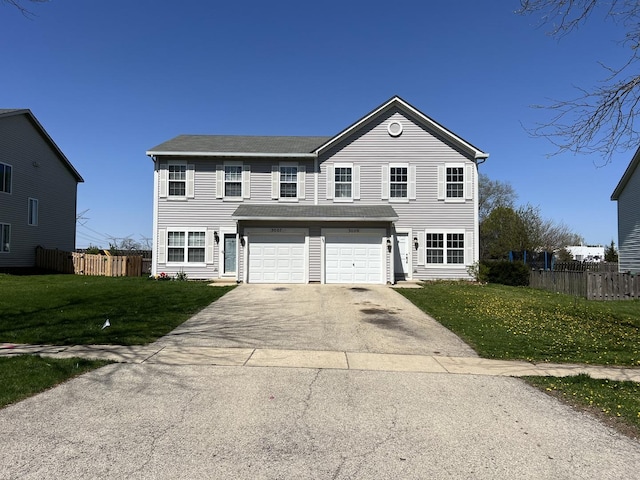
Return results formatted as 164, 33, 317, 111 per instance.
144, 346, 254, 366
435, 356, 546, 377
246, 348, 348, 369
535, 362, 640, 382
347, 352, 447, 373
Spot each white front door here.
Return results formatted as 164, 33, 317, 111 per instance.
394, 233, 410, 280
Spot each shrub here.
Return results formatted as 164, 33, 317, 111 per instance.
483, 260, 530, 286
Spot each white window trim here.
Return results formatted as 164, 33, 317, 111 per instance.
0, 162, 12, 195
162, 161, 194, 200
0, 223, 10, 253
438, 163, 472, 203
272, 162, 305, 202
164, 228, 209, 265
333, 163, 355, 203
217, 161, 249, 201
383, 163, 415, 202
28, 198, 38, 226
424, 229, 469, 266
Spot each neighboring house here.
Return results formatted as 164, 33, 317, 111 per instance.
147, 96, 489, 284
0, 109, 83, 270
564, 245, 605, 263
611, 147, 640, 273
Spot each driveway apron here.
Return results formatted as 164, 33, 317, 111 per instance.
152, 284, 477, 358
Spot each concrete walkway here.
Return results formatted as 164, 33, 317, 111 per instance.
2, 342, 639, 382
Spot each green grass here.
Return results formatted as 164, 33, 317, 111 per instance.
0, 274, 235, 345
398, 282, 640, 366
0, 355, 111, 408
399, 282, 640, 437
525, 374, 640, 438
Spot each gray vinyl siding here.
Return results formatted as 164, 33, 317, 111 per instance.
155, 157, 315, 279
318, 107, 477, 280
617, 164, 640, 273
0, 114, 78, 268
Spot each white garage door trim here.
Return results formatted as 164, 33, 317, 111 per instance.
246, 228, 308, 284
323, 228, 386, 284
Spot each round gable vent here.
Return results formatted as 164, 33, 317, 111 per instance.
387, 120, 403, 137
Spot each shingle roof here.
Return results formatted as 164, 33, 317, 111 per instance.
147, 135, 331, 156
232, 204, 398, 221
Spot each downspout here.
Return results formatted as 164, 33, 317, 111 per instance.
150, 154, 159, 276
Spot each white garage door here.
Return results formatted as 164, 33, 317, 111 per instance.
248, 234, 306, 283
325, 235, 383, 284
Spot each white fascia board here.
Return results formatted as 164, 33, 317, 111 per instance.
145, 151, 316, 159
233, 216, 399, 222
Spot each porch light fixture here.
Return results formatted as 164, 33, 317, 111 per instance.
240, 237, 246, 247
214, 231, 219, 244
414, 236, 419, 250
386, 238, 392, 253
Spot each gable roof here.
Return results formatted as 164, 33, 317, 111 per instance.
0, 109, 84, 182
146, 96, 488, 162
147, 135, 330, 158
314, 96, 489, 160
611, 146, 640, 200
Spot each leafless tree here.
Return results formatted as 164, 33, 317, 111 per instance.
518, 0, 640, 162
478, 174, 517, 222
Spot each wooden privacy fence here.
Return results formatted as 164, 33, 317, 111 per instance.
530, 269, 640, 301
36, 248, 143, 277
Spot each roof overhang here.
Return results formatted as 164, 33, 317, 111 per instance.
146, 151, 316, 159
232, 205, 399, 222
611, 146, 640, 200
0, 109, 84, 182
314, 96, 489, 161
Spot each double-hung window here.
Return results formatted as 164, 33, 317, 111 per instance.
334, 166, 352, 199
382, 163, 415, 201
0, 163, 12, 194
225, 165, 243, 198
280, 165, 297, 198
327, 163, 357, 201
0, 223, 10, 253
167, 230, 206, 263
28, 198, 38, 226
390, 166, 408, 199
438, 163, 472, 202
446, 167, 464, 199
272, 162, 304, 200
425, 231, 465, 265
168, 164, 186, 197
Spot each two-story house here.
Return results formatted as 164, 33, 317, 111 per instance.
611, 146, 640, 273
0, 109, 83, 270
147, 96, 488, 284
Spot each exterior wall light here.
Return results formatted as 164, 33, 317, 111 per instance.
414, 236, 419, 250
213, 231, 219, 244
386, 238, 392, 253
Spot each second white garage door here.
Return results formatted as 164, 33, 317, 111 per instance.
325, 233, 384, 284
248, 234, 306, 283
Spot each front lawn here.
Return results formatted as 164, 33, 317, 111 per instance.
398, 282, 640, 366
398, 282, 640, 438
0, 355, 111, 408
0, 274, 235, 345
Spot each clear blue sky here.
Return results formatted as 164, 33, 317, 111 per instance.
1, 1, 632, 248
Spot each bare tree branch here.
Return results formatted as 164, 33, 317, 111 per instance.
518, 0, 640, 162
2, 0, 48, 18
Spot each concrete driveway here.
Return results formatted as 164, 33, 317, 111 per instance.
2, 284, 640, 479
153, 284, 477, 357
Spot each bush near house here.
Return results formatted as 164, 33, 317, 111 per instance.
481, 260, 530, 286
